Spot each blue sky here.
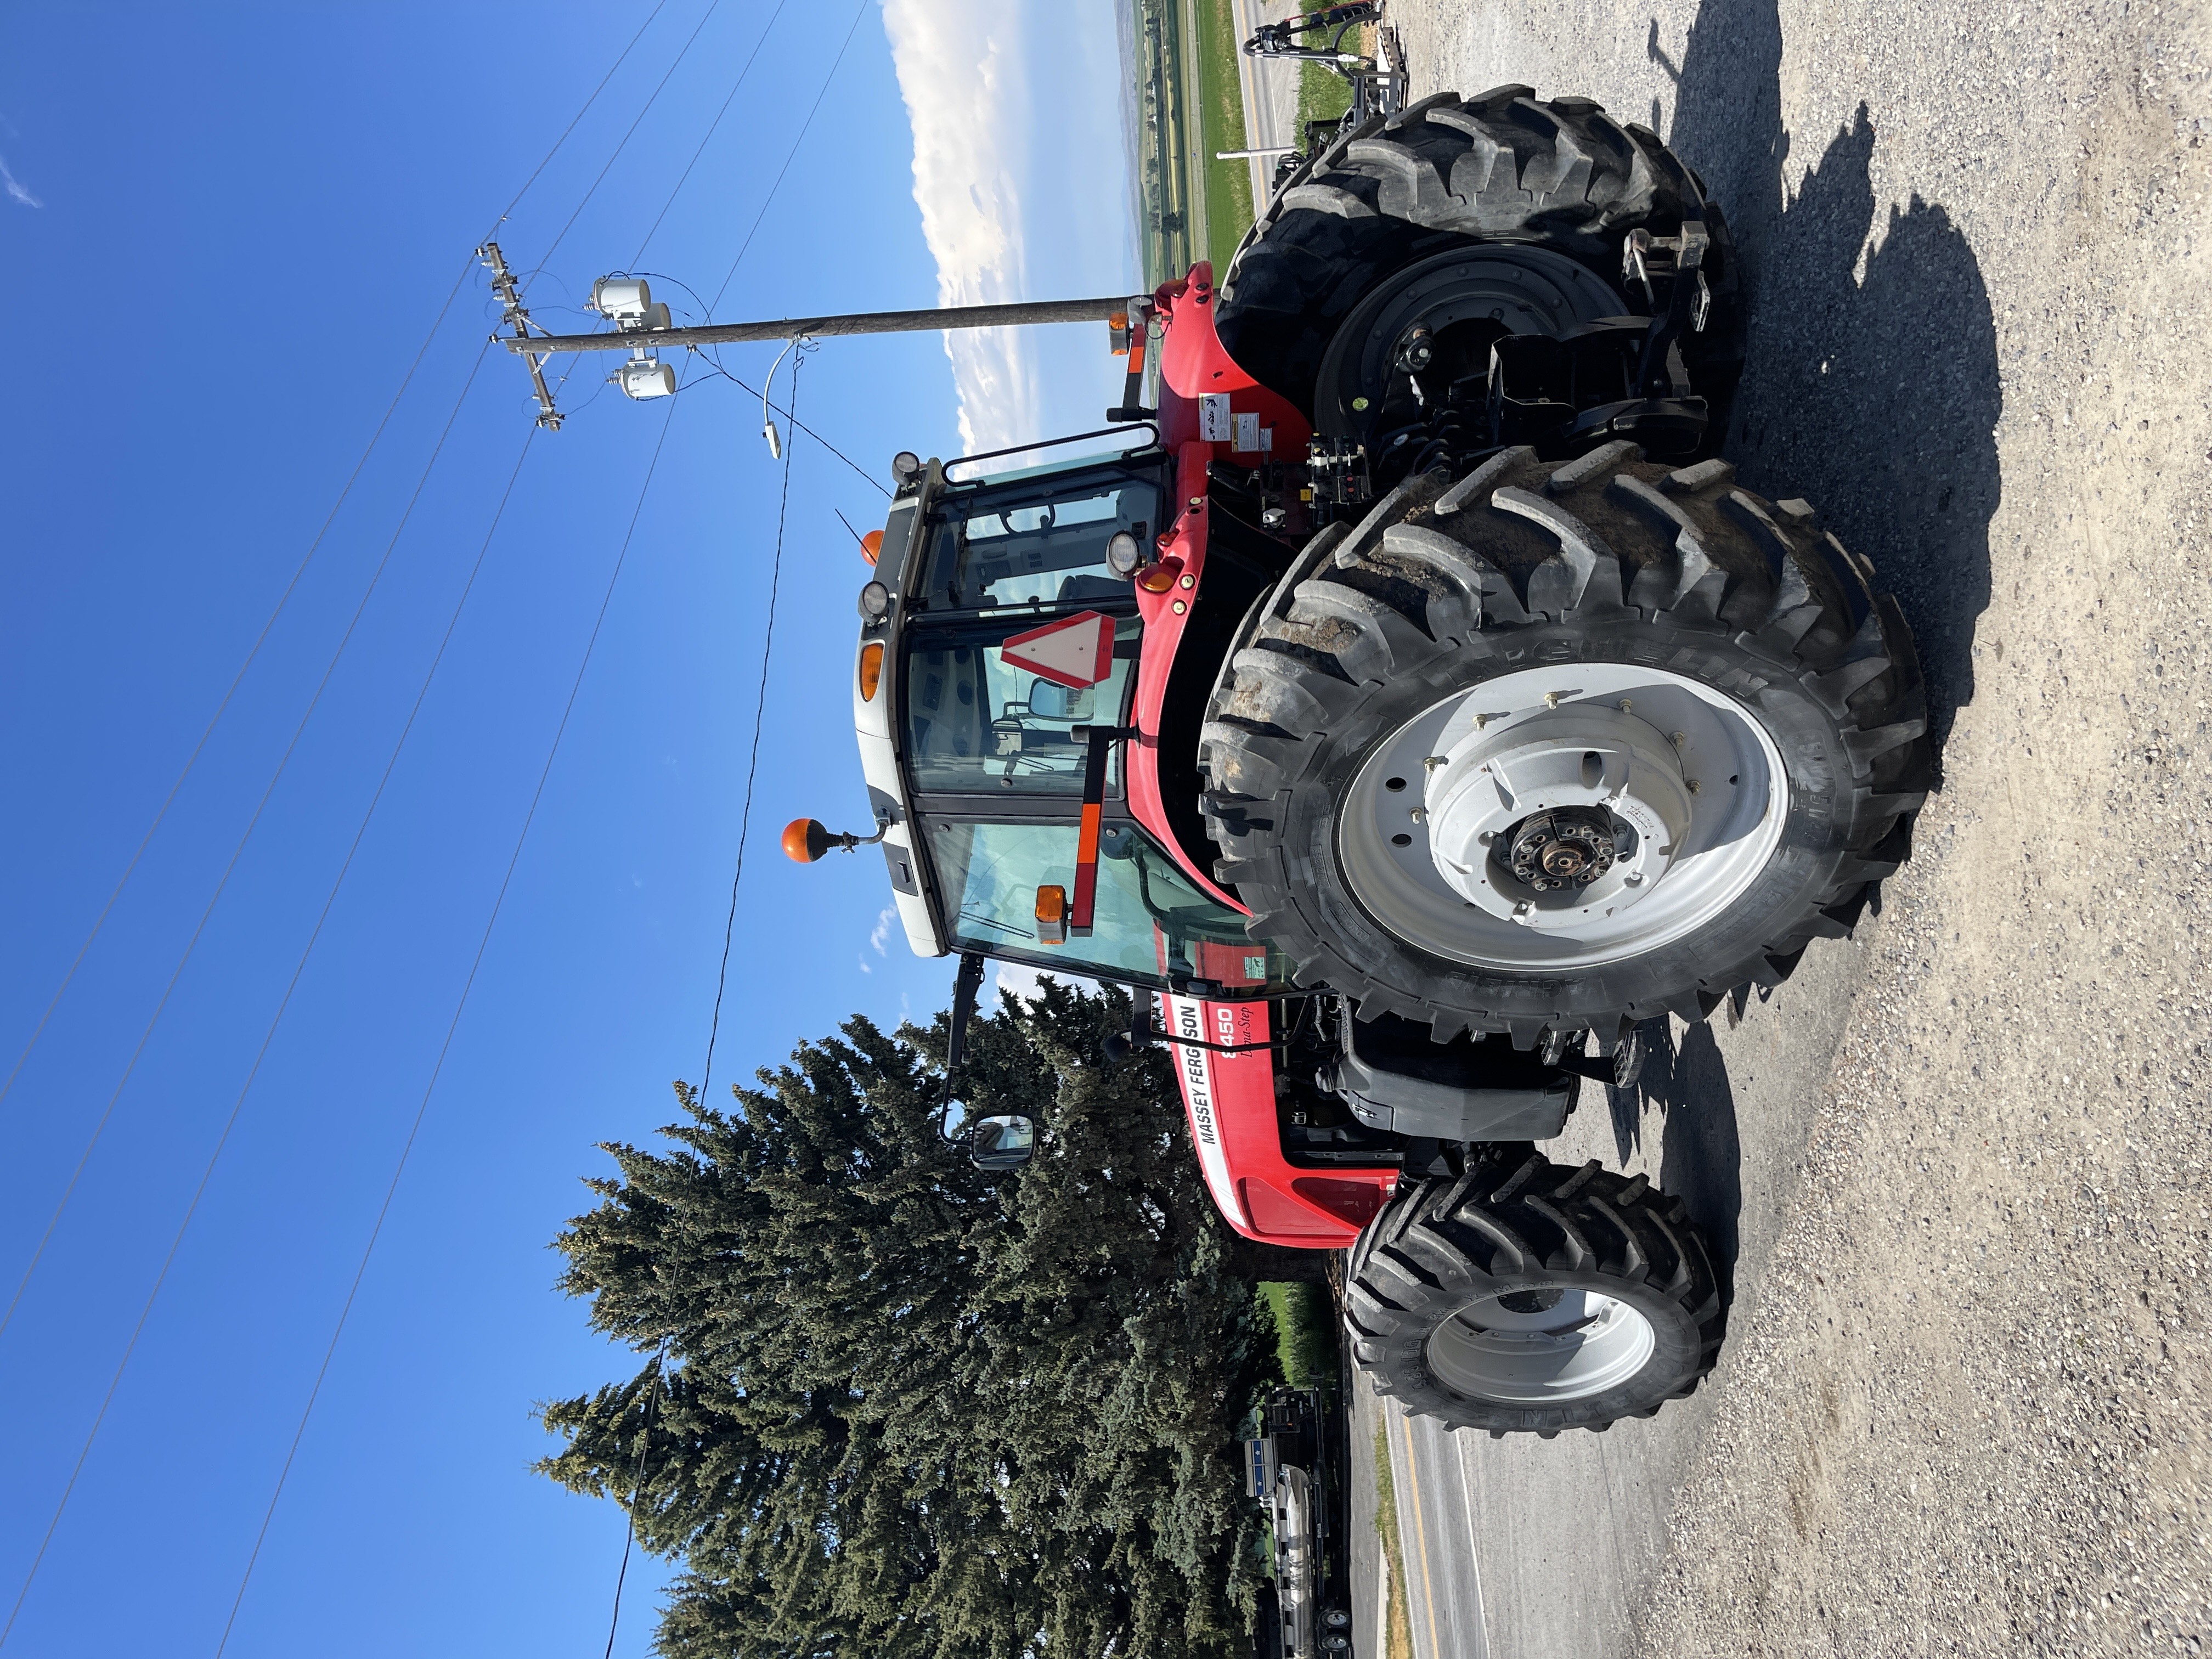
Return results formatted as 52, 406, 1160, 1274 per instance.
0, 4, 1134, 1654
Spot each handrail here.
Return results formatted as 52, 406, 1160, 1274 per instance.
943, 423, 1161, 482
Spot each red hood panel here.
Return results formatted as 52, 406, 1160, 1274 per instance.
1124, 266, 1313, 913
1163, 996, 1395, 1250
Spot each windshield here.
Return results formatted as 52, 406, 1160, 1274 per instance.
918, 470, 1161, 611
929, 819, 1293, 991
904, 614, 1141, 795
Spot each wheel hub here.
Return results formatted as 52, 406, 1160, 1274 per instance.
1335, 662, 1789, 971
1505, 808, 1620, 892
1424, 699, 1691, 932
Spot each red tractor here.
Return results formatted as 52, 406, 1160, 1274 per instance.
760, 83, 1928, 1437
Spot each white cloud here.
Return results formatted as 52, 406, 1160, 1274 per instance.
882, 0, 1041, 455
0, 156, 40, 208
867, 904, 898, 957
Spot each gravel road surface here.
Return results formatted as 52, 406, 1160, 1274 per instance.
1336, 2, 2212, 1654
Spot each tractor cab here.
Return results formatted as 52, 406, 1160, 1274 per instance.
786, 434, 1419, 1245
840, 439, 1297, 1000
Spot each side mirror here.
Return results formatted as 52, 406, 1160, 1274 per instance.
968, 1114, 1035, 1170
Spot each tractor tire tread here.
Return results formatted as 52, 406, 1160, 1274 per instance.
1199, 445, 1929, 1041
1344, 1154, 1726, 1435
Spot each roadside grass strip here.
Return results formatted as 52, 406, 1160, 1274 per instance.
1259, 1280, 1339, 1384
1195, 0, 1255, 268
1372, 1422, 1414, 1659
1296, 56, 1353, 132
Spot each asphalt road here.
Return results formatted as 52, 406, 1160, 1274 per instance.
1349, 938, 1866, 1657
1230, 0, 1304, 206
1334, 2, 2212, 1654
1378, 1391, 1489, 1659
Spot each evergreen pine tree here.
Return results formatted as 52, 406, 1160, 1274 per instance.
540, 981, 1307, 1658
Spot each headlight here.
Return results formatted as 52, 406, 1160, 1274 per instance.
1105, 530, 1142, 575
858, 581, 891, 619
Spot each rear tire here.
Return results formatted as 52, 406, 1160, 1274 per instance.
1346, 1151, 1724, 1435
1217, 87, 1736, 417
1199, 445, 1930, 1046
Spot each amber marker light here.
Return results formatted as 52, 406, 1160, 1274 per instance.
859, 642, 884, 701
783, 816, 885, 862
783, 819, 832, 862
1034, 884, 1069, 945
1135, 557, 1183, 595
861, 529, 883, 565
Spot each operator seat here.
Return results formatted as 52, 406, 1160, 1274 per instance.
1054, 574, 1126, 605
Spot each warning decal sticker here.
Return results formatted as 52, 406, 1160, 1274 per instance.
999, 610, 1115, 689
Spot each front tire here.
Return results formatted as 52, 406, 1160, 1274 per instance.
1346, 1152, 1724, 1435
1199, 445, 1929, 1046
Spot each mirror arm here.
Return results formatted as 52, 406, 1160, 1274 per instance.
942, 952, 987, 1109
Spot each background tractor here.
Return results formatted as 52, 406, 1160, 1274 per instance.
772, 71, 1928, 1437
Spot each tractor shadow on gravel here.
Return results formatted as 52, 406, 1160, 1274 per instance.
1653, 0, 2003, 769
1607, 1020, 1745, 1306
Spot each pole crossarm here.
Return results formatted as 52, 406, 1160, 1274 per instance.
504, 295, 1143, 356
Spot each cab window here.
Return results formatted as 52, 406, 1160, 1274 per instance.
905, 615, 1141, 796
918, 470, 1161, 611
929, 818, 1293, 992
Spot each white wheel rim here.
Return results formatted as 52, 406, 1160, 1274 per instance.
1426, 1286, 1657, 1404
1336, 663, 1788, 972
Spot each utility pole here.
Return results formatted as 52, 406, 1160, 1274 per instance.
481, 262, 1156, 426
499, 294, 1147, 359
479, 243, 563, 430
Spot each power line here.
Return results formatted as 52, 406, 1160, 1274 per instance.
210, 409, 674, 1654
629, 0, 791, 269
0, 0, 680, 1199
0, 340, 495, 1352
684, 354, 889, 496
485, 0, 675, 244
698, 353, 803, 1104
0, 263, 481, 1131
708, 0, 873, 312
0, 367, 529, 1652
541, 0, 721, 275
600, 1340, 672, 1659
603, 300, 805, 1659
